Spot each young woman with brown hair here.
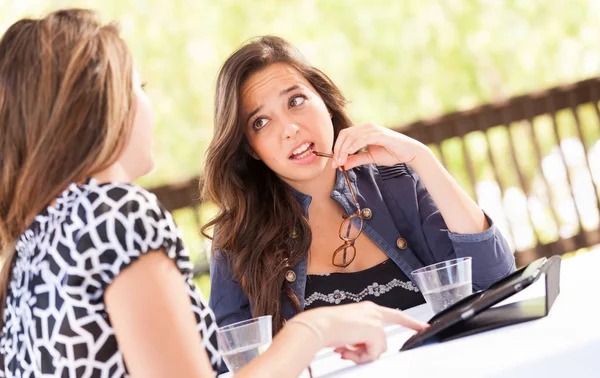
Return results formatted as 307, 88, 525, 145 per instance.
204, 36, 516, 337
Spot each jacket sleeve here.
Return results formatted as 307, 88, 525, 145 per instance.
410, 167, 516, 290
208, 249, 253, 328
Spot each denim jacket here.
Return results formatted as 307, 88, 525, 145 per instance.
209, 163, 516, 328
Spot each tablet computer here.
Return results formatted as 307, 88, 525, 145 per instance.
400, 256, 551, 351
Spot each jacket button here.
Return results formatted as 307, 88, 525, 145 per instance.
285, 270, 297, 283
396, 238, 407, 250
361, 208, 372, 219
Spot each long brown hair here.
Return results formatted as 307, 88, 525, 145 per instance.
202, 36, 353, 332
0, 9, 136, 328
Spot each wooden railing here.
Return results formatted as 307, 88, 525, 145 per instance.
149, 77, 600, 275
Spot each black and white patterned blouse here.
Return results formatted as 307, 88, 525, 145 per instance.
304, 259, 425, 311
0, 178, 221, 377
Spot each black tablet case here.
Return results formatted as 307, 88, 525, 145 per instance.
434, 255, 562, 342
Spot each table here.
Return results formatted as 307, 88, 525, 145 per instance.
307, 249, 600, 378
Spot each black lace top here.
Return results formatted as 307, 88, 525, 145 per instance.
304, 259, 425, 310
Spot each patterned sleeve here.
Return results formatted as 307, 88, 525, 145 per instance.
69, 183, 193, 304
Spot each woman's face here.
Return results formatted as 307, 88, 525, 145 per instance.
118, 69, 155, 181
240, 63, 334, 186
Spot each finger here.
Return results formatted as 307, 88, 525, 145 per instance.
340, 350, 370, 364
339, 345, 376, 364
341, 326, 386, 363
377, 306, 429, 331
336, 136, 357, 168
339, 137, 364, 167
334, 346, 355, 357
333, 130, 350, 168
343, 151, 375, 170
335, 135, 351, 166
361, 339, 385, 363
334, 343, 365, 354
334, 127, 367, 167
367, 328, 388, 359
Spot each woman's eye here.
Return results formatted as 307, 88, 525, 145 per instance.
290, 95, 305, 107
253, 118, 268, 130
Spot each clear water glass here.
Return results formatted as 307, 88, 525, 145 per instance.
411, 257, 473, 314
217, 315, 273, 373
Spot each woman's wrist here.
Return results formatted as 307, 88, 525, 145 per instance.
239, 314, 324, 378
286, 317, 325, 348
293, 310, 331, 347
408, 144, 440, 174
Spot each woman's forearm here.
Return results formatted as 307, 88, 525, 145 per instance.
233, 301, 428, 377
410, 147, 489, 235
235, 317, 323, 378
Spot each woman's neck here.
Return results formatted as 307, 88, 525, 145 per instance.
93, 163, 132, 184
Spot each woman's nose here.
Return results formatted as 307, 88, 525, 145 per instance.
281, 120, 300, 139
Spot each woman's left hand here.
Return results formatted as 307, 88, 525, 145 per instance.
332, 123, 427, 169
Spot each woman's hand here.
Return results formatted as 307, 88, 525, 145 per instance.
298, 301, 428, 364
239, 302, 428, 378
332, 123, 427, 169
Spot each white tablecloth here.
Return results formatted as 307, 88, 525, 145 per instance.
306, 250, 600, 378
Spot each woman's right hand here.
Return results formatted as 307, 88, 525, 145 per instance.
296, 301, 429, 364
238, 302, 428, 378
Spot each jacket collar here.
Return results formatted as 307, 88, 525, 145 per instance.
288, 168, 359, 213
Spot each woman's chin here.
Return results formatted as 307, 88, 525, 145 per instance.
129, 158, 155, 182
277, 159, 332, 184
